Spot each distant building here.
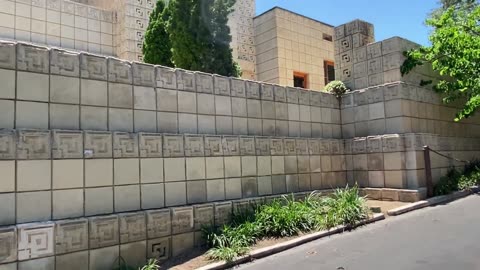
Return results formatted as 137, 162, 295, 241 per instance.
0, 0, 336, 90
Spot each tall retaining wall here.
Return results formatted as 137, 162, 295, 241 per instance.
0, 19, 480, 270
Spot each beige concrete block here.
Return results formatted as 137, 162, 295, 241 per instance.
225, 178, 242, 199
85, 159, 113, 187
16, 101, 49, 129
56, 251, 88, 270
0, 100, 15, 129
114, 158, 140, 185
18, 257, 54, 270
50, 104, 80, 130
258, 176, 273, 195
84, 187, 113, 217
272, 156, 285, 174
81, 79, 107, 106
187, 181, 206, 204
120, 241, 147, 268
17, 160, 51, 191
134, 86, 156, 110
89, 246, 119, 270
206, 157, 224, 179
207, 179, 225, 202
164, 158, 186, 182
165, 182, 186, 207
81, 106, 107, 130
17, 72, 49, 102
141, 183, 165, 209
0, 13, 14, 28
224, 156, 241, 177
52, 159, 84, 189
242, 156, 257, 176
115, 185, 140, 212
53, 189, 84, 219
15, 17, 30, 31
257, 156, 272, 176
109, 108, 133, 132
384, 152, 406, 170
17, 191, 51, 223
368, 171, 385, 188
140, 158, 164, 183
50, 75, 80, 104
172, 233, 194, 257
0, 69, 15, 99
0, 161, 14, 193
385, 170, 407, 189
0, 193, 15, 225
186, 157, 206, 180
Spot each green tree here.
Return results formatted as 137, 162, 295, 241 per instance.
143, 0, 173, 66
402, 1, 480, 121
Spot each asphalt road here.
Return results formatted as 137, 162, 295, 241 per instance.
237, 194, 480, 270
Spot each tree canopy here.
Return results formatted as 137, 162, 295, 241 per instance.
402, 0, 480, 121
143, 0, 240, 77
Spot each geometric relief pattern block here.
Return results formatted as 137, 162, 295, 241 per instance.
83, 131, 113, 158
156, 66, 177, 90
0, 226, 17, 264
175, 69, 194, 92
246, 81, 260, 100
299, 90, 310, 105
255, 137, 270, 156
320, 139, 331, 155
139, 133, 163, 158
286, 87, 299, 104
184, 135, 205, 157
133, 63, 155, 87
284, 139, 297, 155
214, 202, 232, 226
52, 130, 83, 159
204, 136, 223, 156
195, 72, 214, 94
17, 222, 55, 261
55, 219, 88, 255
146, 209, 171, 239
147, 237, 170, 262
50, 49, 80, 77
295, 139, 309, 155
222, 136, 240, 156
273, 86, 286, 102
270, 138, 284, 155
163, 135, 184, 158
0, 41, 16, 70
108, 58, 132, 84
119, 212, 146, 244
88, 216, 119, 249
308, 139, 321, 155
17, 43, 49, 73
194, 204, 214, 230
383, 134, 405, 152
260, 84, 274, 101
330, 140, 342, 155
171, 207, 194, 235
80, 53, 108, 81
113, 132, 139, 158
231, 79, 246, 97
367, 136, 383, 153
239, 136, 255, 156
214, 75, 230, 96
0, 130, 16, 159
17, 130, 51, 160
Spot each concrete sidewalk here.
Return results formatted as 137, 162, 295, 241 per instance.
237, 194, 480, 270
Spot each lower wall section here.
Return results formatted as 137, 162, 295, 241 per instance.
0, 188, 425, 270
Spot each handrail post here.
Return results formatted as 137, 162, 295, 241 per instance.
423, 145, 434, 198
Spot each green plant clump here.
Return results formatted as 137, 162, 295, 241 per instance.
202, 186, 368, 262
325, 80, 349, 98
434, 160, 480, 196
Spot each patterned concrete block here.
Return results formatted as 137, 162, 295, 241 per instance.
171, 207, 194, 235
185, 135, 205, 157
0, 131, 15, 160
17, 130, 51, 160
157, 66, 177, 90
108, 58, 132, 84
231, 78, 246, 97
163, 135, 184, 157
196, 72, 213, 94
119, 212, 146, 244
0, 227, 17, 264
17, 43, 49, 73
80, 53, 107, 80
214, 75, 230, 96
147, 237, 170, 262
139, 133, 162, 158
84, 131, 112, 158
146, 209, 171, 239
214, 202, 232, 226
89, 215, 119, 249
17, 222, 54, 260
239, 136, 255, 156
0, 41, 16, 70
194, 204, 214, 230
222, 136, 240, 156
55, 219, 88, 255
133, 62, 154, 87
113, 132, 139, 158
246, 81, 260, 99
52, 130, 83, 159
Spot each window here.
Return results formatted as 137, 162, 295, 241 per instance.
324, 61, 335, 85
293, 72, 308, 89
323, 34, 333, 42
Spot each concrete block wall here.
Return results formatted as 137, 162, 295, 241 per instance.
344, 134, 480, 191
0, 0, 115, 56
0, 41, 343, 138
340, 81, 480, 138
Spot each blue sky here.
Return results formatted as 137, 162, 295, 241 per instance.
255, 0, 440, 45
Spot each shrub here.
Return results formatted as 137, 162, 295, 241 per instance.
325, 80, 349, 98
203, 186, 368, 262
434, 160, 480, 196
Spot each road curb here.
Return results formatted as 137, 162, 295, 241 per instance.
387, 186, 480, 216
196, 213, 385, 270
